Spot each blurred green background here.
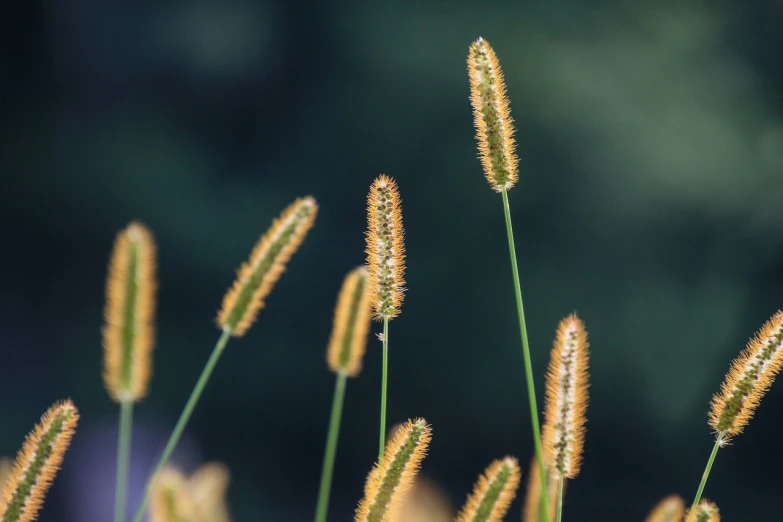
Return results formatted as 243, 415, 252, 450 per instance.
2, 0, 783, 520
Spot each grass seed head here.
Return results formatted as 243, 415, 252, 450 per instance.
327, 266, 372, 377
455, 457, 521, 522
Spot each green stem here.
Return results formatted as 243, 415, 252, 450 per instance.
114, 400, 134, 522
500, 188, 550, 522
131, 329, 232, 522
555, 477, 564, 522
314, 372, 348, 522
689, 434, 723, 514
379, 317, 389, 458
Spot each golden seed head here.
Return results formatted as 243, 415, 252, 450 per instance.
327, 266, 372, 377
0, 400, 79, 522
365, 175, 406, 321
103, 221, 157, 403
685, 500, 720, 522
397, 476, 454, 522
355, 418, 431, 522
217, 196, 318, 337
542, 313, 590, 479
467, 37, 519, 192
189, 462, 231, 522
455, 457, 521, 522
150, 467, 198, 522
645, 495, 685, 522
709, 310, 783, 440
522, 456, 558, 522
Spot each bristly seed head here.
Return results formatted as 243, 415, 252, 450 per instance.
365, 175, 406, 321
0, 400, 79, 522
644, 495, 685, 522
455, 457, 521, 522
542, 313, 590, 480
217, 196, 318, 337
327, 266, 372, 377
467, 37, 519, 192
685, 500, 720, 522
149, 467, 197, 522
709, 310, 783, 441
103, 221, 157, 403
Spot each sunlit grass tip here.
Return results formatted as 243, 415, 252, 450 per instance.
467, 37, 518, 192
685, 500, 720, 522
455, 457, 521, 522
327, 266, 372, 376
522, 456, 558, 522
103, 221, 157, 403
365, 175, 406, 321
355, 418, 431, 522
149, 467, 197, 522
709, 310, 783, 442
645, 495, 685, 522
0, 400, 79, 522
542, 313, 590, 479
217, 196, 318, 337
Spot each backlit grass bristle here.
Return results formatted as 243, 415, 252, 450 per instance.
645, 495, 685, 522
217, 196, 318, 337
355, 418, 431, 522
467, 37, 518, 192
0, 400, 79, 522
522, 456, 558, 522
365, 175, 406, 321
103, 221, 157, 403
149, 467, 197, 522
0, 460, 11, 491
327, 266, 372, 377
685, 500, 720, 522
189, 462, 231, 522
542, 313, 590, 479
455, 457, 521, 522
398, 476, 453, 522
709, 310, 783, 441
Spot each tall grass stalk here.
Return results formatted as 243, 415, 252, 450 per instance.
688, 435, 723, 516
113, 400, 133, 522
314, 372, 348, 522
379, 317, 389, 457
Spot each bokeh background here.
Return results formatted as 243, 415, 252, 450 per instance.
3, 0, 783, 520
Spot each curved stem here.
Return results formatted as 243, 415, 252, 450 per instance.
113, 400, 134, 522
131, 329, 232, 522
379, 317, 389, 458
500, 188, 550, 522
314, 372, 348, 522
689, 434, 723, 515
555, 477, 564, 522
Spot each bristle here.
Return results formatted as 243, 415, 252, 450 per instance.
455, 457, 521, 522
467, 37, 518, 192
541, 313, 590, 479
189, 462, 231, 522
522, 456, 558, 522
685, 500, 720, 522
0, 400, 79, 522
365, 175, 406, 321
149, 467, 198, 522
709, 310, 783, 440
0, 460, 12, 492
217, 196, 318, 337
645, 495, 685, 522
103, 221, 157, 403
397, 476, 454, 522
355, 418, 431, 522
326, 266, 372, 376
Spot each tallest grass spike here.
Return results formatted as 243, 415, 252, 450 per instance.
467, 37, 550, 522
132, 196, 318, 522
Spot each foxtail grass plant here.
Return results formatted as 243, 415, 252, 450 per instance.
645, 495, 685, 522
315, 266, 372, 522
354, 418, 430, 522
522, 456, 558, 522
103, 221, 157, 522
455, 457, 521, 522
132, 196, 317, 522
466, 36, 551, 522
688, 310, 783, 514
0, 400, 79, 522
686, 500, 720, 522
365, 175, 406, 458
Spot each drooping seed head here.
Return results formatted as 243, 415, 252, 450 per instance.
455, 457, 521, 522
355, 418, 431, 522
685, 500, 720, 522
467, 37, 519, 192
0, 400, 79, 522
542, 313, 590, 479
327, 266, 372, 376
217, 196, 318, 336
365, 175, 405, 321
189, 462, 231, 522
522, 456, 558, 522
103, 221, 157, 403
149, 467, 198, 522
645, 495, 685, 522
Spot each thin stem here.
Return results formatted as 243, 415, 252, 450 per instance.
113, 400, 134, 522
555, 477, 564, 522
689, 434, 723, 515
131, 329, 232, 522
314, 372, 348, 522
379, 317, 389, 458
500, 188, 551, 522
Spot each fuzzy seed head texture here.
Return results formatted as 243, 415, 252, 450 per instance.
645, 495, 685, 522
455, 457, 521, 522
685, 500, 720, 522
327, 266, 372, 376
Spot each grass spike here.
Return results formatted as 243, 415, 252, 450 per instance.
455, 457, 521, 522
149, 467, 198, 522
685, 500, 720, 522
645, 495, 685, 522
327, 266, 372, 377
189, 462, 231, 522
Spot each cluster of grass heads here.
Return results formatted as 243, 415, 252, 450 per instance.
1, 37, 782, 522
